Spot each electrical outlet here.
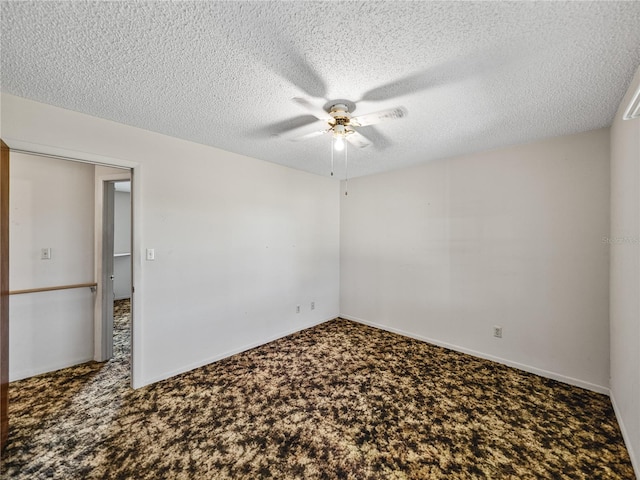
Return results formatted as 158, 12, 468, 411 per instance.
493, 326, 503, 338
311, 301, 315, 310
41, 248, 51, 260
296, 305, 300, 314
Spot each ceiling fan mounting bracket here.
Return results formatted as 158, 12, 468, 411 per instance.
324, 99, 357, 115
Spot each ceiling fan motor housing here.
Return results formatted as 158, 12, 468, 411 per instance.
330, 104, 351, 136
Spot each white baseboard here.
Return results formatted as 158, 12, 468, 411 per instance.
141, 315, 335, 387
610, 391, 640, 478
340, 314, 609, 395
10, 355, 95, 382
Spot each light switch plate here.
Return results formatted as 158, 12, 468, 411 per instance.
41, 248, 51, 260
146, 248, 155, 261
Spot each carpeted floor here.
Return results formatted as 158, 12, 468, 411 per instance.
0, 301, 635, 479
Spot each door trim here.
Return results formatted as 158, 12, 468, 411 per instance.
1, 138, 143, 388
1, 140, 10, 453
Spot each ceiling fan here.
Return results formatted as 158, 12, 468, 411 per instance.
279, 97, 407, 151
259, 41, 519, 155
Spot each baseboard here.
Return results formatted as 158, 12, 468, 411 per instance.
340, 314, 609, 395
141, 315, 336, 387
610, 391, 640, 477
10, 355, 95, 382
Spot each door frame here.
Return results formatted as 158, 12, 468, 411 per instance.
1, 138, 143, 388
1, 140, 10, 454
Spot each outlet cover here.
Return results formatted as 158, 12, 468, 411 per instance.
493, 326, 503, 338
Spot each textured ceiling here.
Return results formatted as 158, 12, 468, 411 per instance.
1, 1, 639, 179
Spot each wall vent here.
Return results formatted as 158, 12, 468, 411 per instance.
623, 85, 640, 120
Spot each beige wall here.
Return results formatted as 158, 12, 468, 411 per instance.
113, 188, 131, 300
341, 128, 611, 392
610, 65, 640, 475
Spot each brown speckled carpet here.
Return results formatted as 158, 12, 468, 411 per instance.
0, 300, 635, 479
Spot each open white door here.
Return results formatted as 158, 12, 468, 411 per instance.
101, 181, 116, 360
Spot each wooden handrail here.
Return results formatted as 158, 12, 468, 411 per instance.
9, 282, 97, 295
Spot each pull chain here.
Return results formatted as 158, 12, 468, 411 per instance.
330, 137, 334, 177
344, 140, 348, 196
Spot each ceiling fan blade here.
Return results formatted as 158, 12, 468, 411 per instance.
346, 130, 373, 149
291, 97, 331, 121
252, 115, 320, 138
276, 118, 330, 141
360, 70, 439, 102
351, 106, 408, 127
291, 128, 331, 142
267, 39, 327, 99
359, 46, 523, 102
357, 125, 393, 151
241, 28, 327, 99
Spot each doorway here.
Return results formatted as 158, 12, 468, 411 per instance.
4, 145, 139, 386
0, 141, 140, 459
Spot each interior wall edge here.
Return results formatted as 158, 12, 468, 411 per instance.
609, 63, 640, 477
340, 313, 610, 395
610, 390, 640, 478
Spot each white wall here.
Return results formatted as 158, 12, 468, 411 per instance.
341, 128, 611, 392
1, 93, 340, 387
9, 152, 96, 380
113, 188, 131, 300
114, 188, 131, 254
610, 66, 640, 475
